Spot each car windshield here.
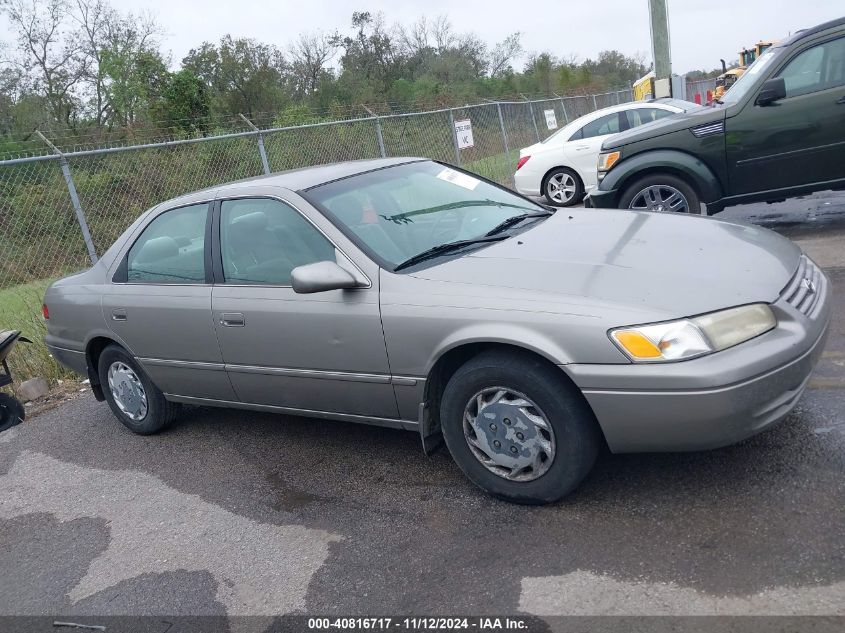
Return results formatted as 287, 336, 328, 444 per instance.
303, 161, 549, 269
719, 47, 779, 105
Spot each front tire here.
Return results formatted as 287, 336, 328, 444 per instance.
440, 351, 601, 504
0, 393, 25, 432
543, 167, 584, 207
98, 345, 181, 435
619, 172, 700, 214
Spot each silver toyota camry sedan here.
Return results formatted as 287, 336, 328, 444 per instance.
44, 158, 830, 504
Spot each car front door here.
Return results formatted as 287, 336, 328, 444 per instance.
211, 191, 400, 421
726, 34, 845, 196
563, 112, 628, 191
103, 200, 236, 401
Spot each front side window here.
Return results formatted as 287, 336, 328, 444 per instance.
220, 198, 335, 285
303, 161, 548, 269
778, 36, 845, 98
127, 203, 208, 283
626, 107, 673, 127
579, 112, 624, 140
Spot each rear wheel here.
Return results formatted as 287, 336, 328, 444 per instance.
98, 345, 181, 435
0, 393, 25, 432
619, 172, 700, 214
440, 351, 601, 504
543, 167, 584, 207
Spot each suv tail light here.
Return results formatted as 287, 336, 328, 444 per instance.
42, 304, 49, 320
516, 156, 531, 170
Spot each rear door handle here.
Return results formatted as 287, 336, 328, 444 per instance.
111, 308, 127, 321
837, 95, 845, 104
220, 313, 245, 327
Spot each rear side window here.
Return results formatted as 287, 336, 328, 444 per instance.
219, 198, 335, 285
626, 107, 673, 127
578, 112, 625, 140
126, 204, 208, 283
778, 36, 845, 97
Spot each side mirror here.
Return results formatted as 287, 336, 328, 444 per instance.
291, 261, 359, 294
755, 77, 786, 106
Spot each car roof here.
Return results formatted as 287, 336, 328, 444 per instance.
538, 99, 685, 145
161, 157, 425, 207
778, 15, 845, 47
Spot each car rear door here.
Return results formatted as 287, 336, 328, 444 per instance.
726, 34, 845, 195
210, 189, 400, 421
563, 112, 628, 191
103, 200, 236, 401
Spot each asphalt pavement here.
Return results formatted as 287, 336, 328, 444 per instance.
1, 192, 844, 632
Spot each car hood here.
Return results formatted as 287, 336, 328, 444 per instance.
602, 107, 725, 150
407, 209, 800, 318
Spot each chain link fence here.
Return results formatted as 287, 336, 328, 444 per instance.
0, 89, 632, 290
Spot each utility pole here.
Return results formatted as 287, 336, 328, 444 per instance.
648, 0, 672, 80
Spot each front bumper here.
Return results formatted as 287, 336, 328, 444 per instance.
586, 185, 620, 209
566, 264, 831, 452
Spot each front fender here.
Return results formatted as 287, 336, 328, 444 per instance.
601, 149, 723, 205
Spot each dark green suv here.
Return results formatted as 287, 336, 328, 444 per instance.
589, 16, 845, 215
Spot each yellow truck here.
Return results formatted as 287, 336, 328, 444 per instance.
713, 40, 775, 101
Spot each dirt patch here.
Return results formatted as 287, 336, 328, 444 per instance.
20, 380, 88, 419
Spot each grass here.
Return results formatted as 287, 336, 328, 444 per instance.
0, 278, 73, 388
464, 149, 520, 186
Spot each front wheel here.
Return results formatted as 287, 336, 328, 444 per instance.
619, 173, 700, 214
440, 351, 601, 504
0, 393, 25, 432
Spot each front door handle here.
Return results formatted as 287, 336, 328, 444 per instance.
111, 308, 127, 321
837, 95, 845, 105
220, 313, 245, 327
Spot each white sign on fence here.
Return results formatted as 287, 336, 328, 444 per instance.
454, 118, 474, 149
544, 109, 558, 130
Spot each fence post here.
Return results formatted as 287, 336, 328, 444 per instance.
362, 105, 386, 158
447, 109, 461, 166
239, 114, 271, 175
496, 103, 510, 156
527, 101, 541, 142
36, 130, 98, 265
592, 94, 599, 111
554, 93, 569, 124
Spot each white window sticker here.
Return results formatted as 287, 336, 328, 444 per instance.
544, 109, 558, 130
454, 118, 474, 149
437, 167, 480, 191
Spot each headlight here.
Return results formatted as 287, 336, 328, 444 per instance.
597, 151, 621, 173
609, 303, 776, 362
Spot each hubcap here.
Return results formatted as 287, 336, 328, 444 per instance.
462, 387, 556, 482
628, 185, 689, 213
107, 361, 148, 421
547, 172, 576, 203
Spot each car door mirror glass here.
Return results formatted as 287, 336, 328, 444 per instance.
291, 261, 359, 294
755, 77, 787, 106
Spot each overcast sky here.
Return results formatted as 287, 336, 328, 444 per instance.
2, 0, 842, 74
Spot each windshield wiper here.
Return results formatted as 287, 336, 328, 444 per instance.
394, 235, 510, 271
485, 210, 555, 236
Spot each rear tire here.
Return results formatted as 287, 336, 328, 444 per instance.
619, 172, 701, 214
543, 167, 584, 207
0, 393, 25, 432
440, 350, 601, 504
98, 345, 181, 435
